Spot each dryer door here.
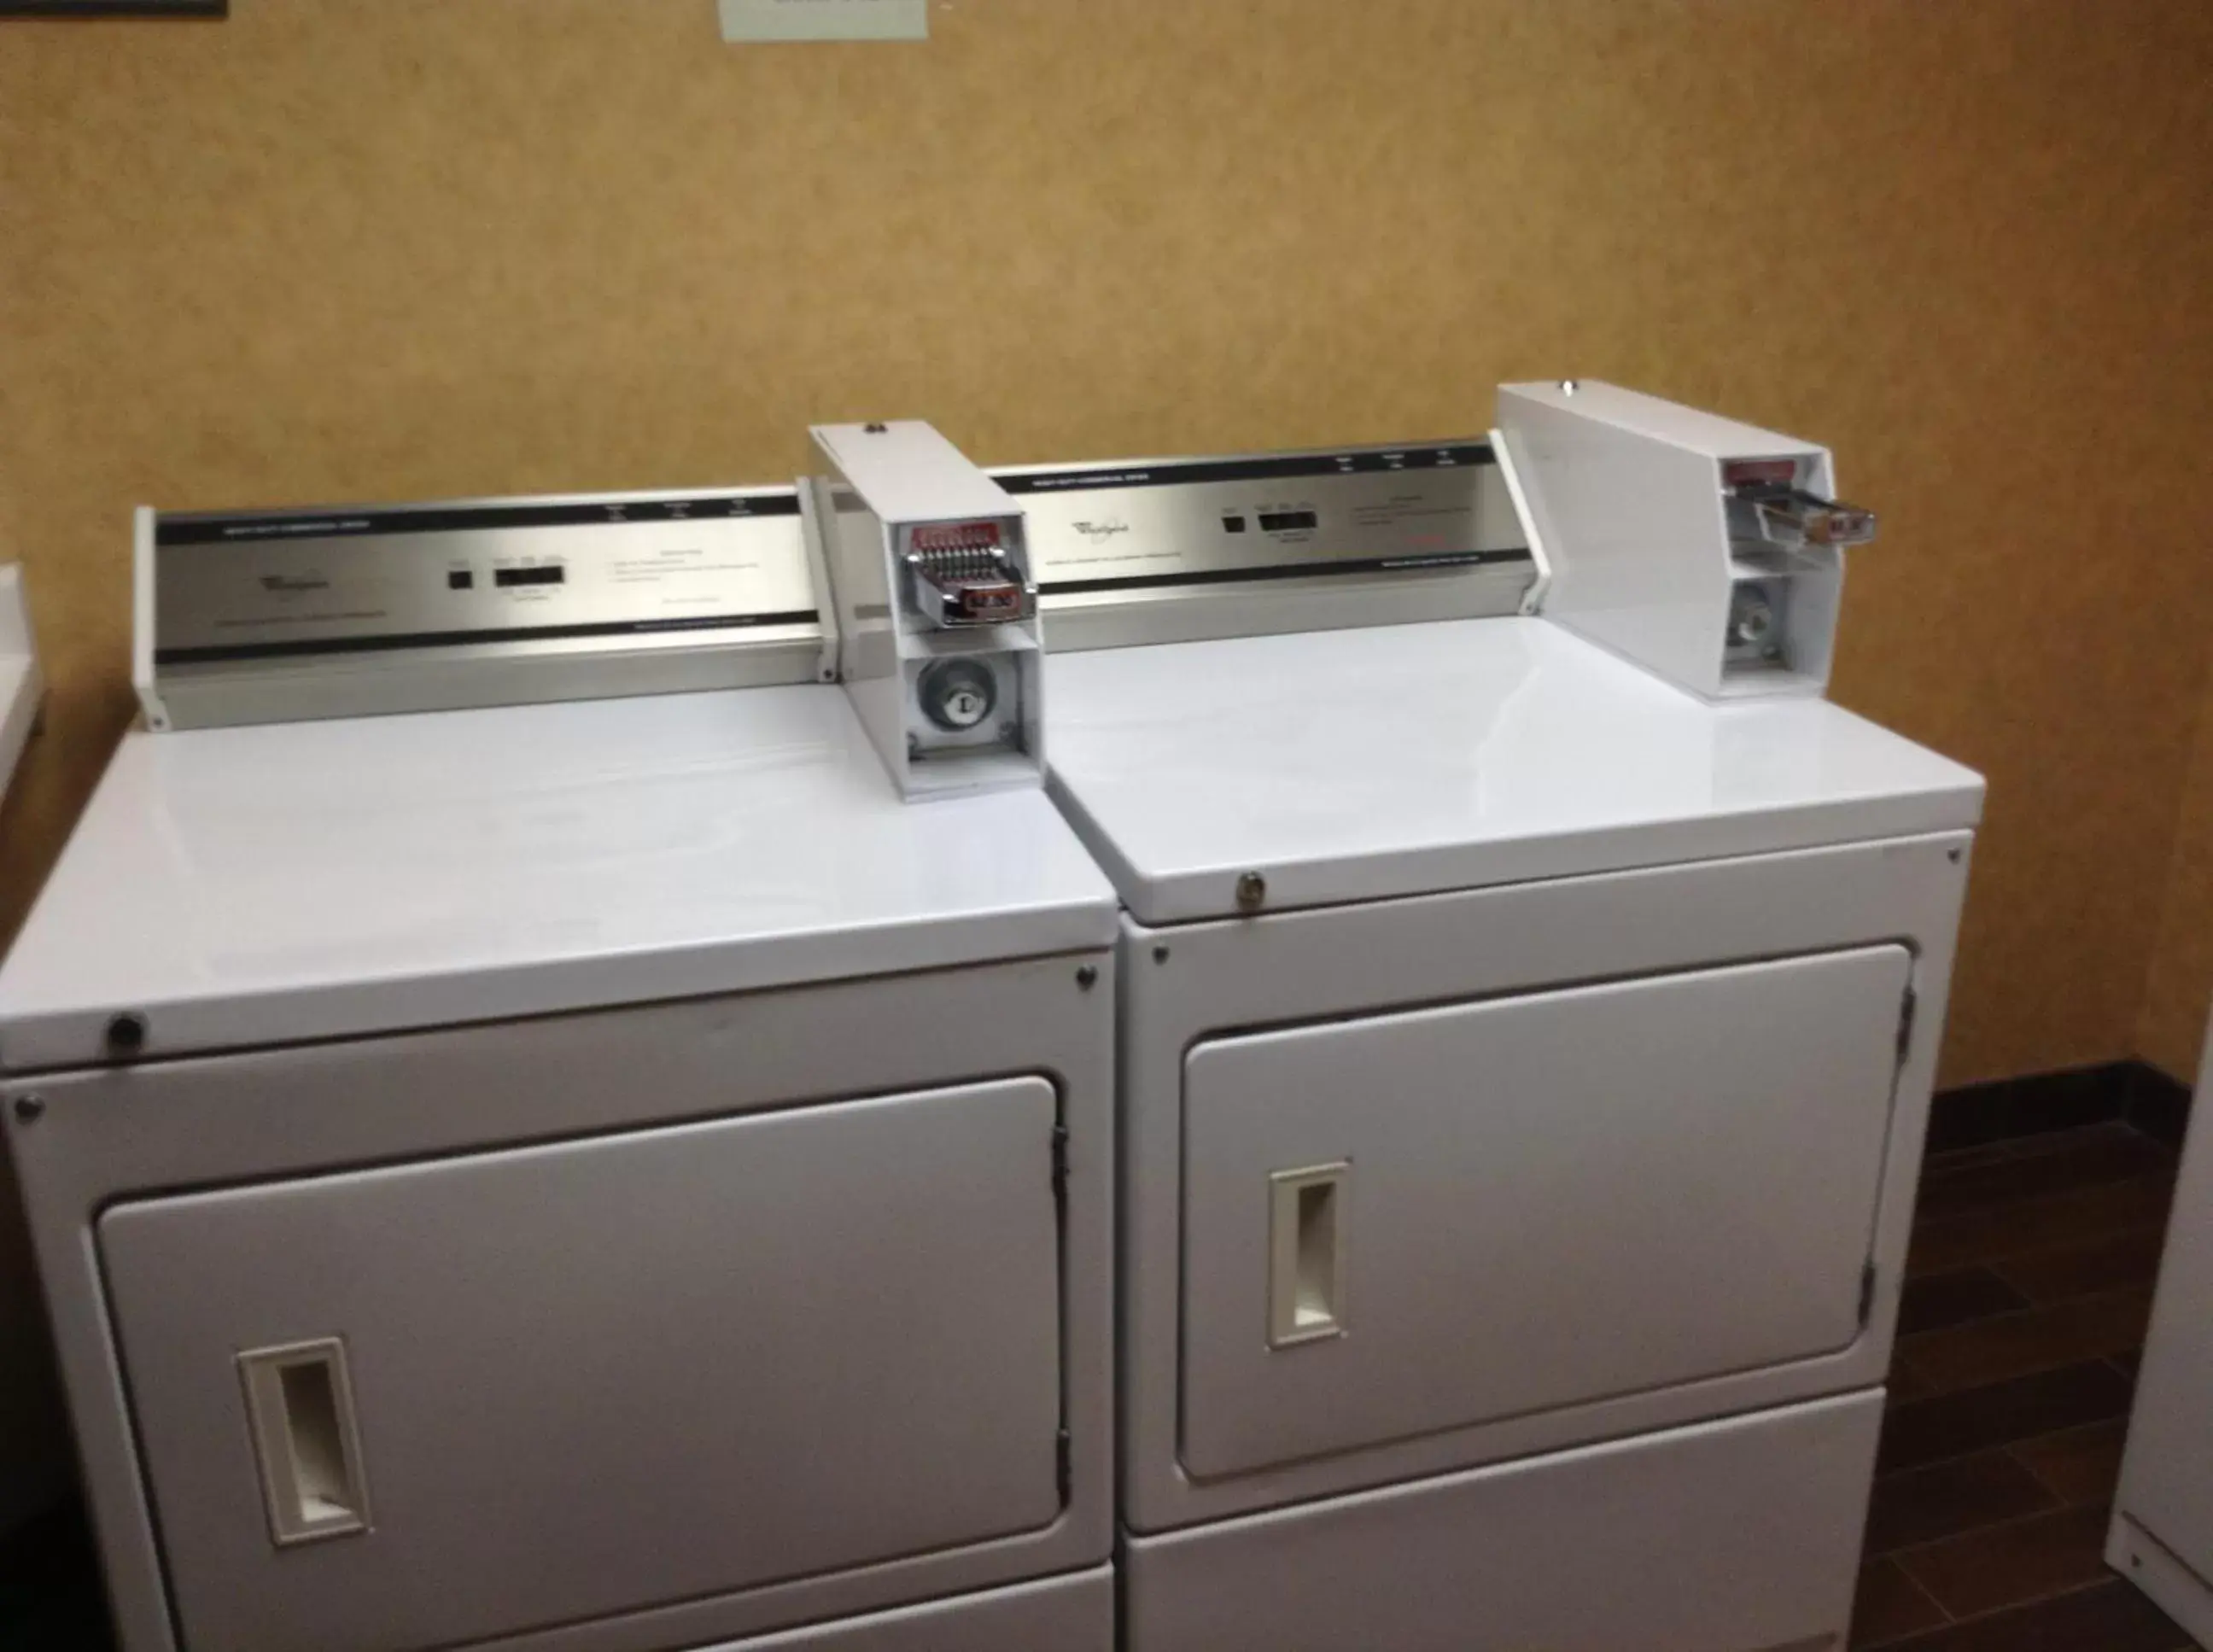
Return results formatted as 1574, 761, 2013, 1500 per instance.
101, 1077, 1065, 1652
1179, 947, 1910, 1480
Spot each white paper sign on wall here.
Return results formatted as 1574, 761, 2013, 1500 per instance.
718, 0, 927, 43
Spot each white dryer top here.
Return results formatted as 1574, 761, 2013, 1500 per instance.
0, 685, 1117, 1071
1044, 617, 1984, 926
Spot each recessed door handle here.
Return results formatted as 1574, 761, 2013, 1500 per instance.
238, 1338, 371, 1546
1269, 1162, 1348, 1347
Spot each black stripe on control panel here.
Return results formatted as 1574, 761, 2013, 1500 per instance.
994, 443, 1496, 495
1042, 549, 1529, 597
157, 493, 800, 547
155, 610, 820, 666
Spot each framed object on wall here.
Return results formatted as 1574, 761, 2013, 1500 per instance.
0, 1, 225, 15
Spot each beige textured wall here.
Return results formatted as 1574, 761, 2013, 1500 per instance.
2, 0, 2211, 1521
2140, 685, 2213, 1083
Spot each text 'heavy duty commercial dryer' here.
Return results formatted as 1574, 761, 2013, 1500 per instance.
0, 442, 1118, 1652
994, 381, 1986, 1652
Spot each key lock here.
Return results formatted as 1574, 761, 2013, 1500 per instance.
917, 657, 999, 733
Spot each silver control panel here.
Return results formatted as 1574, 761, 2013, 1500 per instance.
138, 488, 829, 730
992, 440, 1534, 650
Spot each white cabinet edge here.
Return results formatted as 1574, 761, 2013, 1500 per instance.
0, 564, 44, 808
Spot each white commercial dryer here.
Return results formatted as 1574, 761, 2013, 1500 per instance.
2109, 998, 2213, 1648
0, 454, 1117, 1652
985, 381, 1987, 1652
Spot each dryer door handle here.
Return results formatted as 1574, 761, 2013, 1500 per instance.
238, 1338, 371, 1546
1268, 1162, 1348, 1347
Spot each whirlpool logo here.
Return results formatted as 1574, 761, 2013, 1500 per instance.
260, 573, 331, 594
1071, 519, 1130, 546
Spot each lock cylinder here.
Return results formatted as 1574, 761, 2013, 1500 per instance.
918, 657, 999, 733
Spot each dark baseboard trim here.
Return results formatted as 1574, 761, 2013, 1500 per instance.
2122, 1062, 2196, 1149
1930, 1059, 2195, 1153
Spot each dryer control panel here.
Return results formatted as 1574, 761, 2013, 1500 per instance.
137, 488, 831, 731
994, 441, 1535, 651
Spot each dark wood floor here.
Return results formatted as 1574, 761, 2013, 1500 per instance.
0, 1120, 2196, 1650
1856, 1120, 2193, 1649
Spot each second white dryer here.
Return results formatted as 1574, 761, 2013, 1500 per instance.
1002, 391, 1984, 1652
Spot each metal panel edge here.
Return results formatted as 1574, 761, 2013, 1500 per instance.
1489, 424, 1551, 614
0, 565, 44, 804
131, 510, 167, 731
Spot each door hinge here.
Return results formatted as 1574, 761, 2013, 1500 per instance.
1055, 1427, 1071, 1501
1895, 984, 1918, 1065
1858, 1260, 1878, 1331
1050, 1123, 1070, 1194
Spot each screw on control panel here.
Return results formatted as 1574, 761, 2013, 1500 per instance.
11, 1095, 44, 1124
1153, 944, 1171, 964
1235, 872, 1267, 913
1948, 847, 1964, 863
1076, 966, 1099, 990
105, 1013, 149, 1059
864, 423, 889, 434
